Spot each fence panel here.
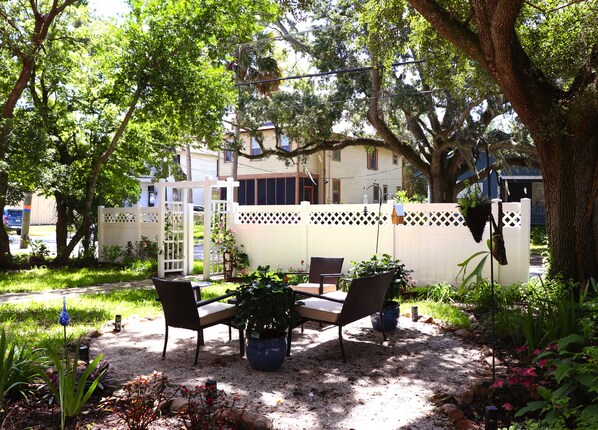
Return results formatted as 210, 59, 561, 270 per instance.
234, 199, 531, 286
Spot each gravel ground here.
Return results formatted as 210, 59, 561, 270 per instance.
91, 312, 487, 430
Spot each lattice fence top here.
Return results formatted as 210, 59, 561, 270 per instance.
310, 210, 384, 226
103, 212, 136, 223
140, 212, 159, 223
236, 206, 523, 228
238, 210, 302, 225
502, 210, 522, 228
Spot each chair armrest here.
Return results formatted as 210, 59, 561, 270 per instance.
318, 272, 343, 283
293, 290, 346, 304
196, 291, 237, 307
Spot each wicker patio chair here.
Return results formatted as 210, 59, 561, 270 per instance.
287, 271, 395, 362
152, 277, 244, 365
287, 257, 344, 295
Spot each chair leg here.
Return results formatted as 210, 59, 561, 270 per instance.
194, 331, 201, 366
198, 328, 205, 346
287, 326, 293, 356
162, 325, 169, 359
228, 325, 232, 341
239, 329, 245, 356
338, 326, 346, 363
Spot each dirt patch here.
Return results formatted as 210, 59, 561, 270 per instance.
82, 313, 488, 429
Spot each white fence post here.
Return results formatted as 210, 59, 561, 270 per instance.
97, 206, 105, 261
158, 179, 165, 278
300, 201, 310, 261
521, 198, 532, 280
203, 176, 213, 280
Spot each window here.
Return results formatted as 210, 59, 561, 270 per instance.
251, 137, 262, 156
367, 149, 378, 170
331, 149, 341, 161
279, 134, 291, 152
148, 185, 156, 207
373, 183, 380, 202
383, 185, 388, 201
224, 140, 233, 162
332, 179, 341, 203
392, 153, 399, 165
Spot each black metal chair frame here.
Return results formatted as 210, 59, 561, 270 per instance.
152, 277, 244, 365
287, 271, 395, 362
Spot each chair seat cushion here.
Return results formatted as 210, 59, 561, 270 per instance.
198, 302, 235, 325
290, 283, 337, 294
296, 291, 348, 323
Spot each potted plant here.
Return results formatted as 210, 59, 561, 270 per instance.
212, 225, 249, 280
230, 266, 300, 371
457, 183, 492, 243
349, 254, 416, 332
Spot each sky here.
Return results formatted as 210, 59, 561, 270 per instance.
88, 0, 129, 18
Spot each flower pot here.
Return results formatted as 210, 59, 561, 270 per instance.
463, 202, 491, 243
246, 335, 287, 371
371, 302, 400, 332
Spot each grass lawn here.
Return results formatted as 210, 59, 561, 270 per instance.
0, 281, 235, 349
0, 266, 154, 294
402, 300, 471, 328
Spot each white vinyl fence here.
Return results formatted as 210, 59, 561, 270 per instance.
233, 199, 531, 286
97, 205, 160, 253
98, 198, 531, 286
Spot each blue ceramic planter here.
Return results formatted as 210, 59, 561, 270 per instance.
246, 336, 287, 371
371, 302, 400, 332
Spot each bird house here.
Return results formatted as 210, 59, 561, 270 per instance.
392, 204, 405, 225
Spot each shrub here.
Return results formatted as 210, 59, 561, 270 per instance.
0, 327, 38, 406
38, 342, 106, 426
514, 334, 598, 429
102, 372, 178, 430
349, 254, 416, 302
178, 384, 246, 430
426, 282, 458, 303
101, 245, 122, 263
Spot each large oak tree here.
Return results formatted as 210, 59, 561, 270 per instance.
367, 0, 597, 283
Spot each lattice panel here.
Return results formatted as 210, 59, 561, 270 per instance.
140, 212, 159, 223
238, 211, 301, 225
405, 210, 466, 227
503, 211, 522, 228
310, 210, 387, 226
104, 212, 135, 223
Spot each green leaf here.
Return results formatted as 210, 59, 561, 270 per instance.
515, 400, 548, 417
552, 364, 572, 384
557, 334, 585, 351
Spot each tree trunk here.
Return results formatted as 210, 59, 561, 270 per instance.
0, 172, 11, 267
54, 192, 69, 259
539, 118, 598, 283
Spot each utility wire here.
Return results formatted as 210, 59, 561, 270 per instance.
235, 60, 425, 87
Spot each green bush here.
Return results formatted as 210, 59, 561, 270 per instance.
514, 335, 598, 429
426, 282, 458, 303
38, 341, 106, 428
530, 226, 548, 247
349, 253, 416, 302
0, 327, 38, 407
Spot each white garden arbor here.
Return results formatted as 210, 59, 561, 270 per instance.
154, 177, 238, 279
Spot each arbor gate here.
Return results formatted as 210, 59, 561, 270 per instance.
155, 177, 238, 279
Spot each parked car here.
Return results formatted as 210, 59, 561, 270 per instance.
3, 208, 23, 235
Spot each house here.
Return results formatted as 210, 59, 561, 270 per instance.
136, 146, 218, 207
217, 125, 402, 205
499, 167, 545, 225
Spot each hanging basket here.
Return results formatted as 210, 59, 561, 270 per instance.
463, 202, 491, 243
491, 232, 508, 265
